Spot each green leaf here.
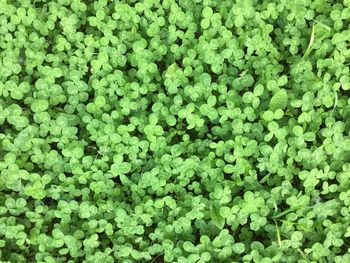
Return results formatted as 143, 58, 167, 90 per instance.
31, 100, 49, 112
232, 243, 245, 254
210, 206, 225, 229
95, 95, 106, 107
269, 89, 288, 111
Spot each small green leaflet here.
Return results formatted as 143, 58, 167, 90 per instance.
210, 206, 225, 229
269, 89, 288, 111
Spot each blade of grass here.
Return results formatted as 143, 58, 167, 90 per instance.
259, 172, 271, 184
274, 219, 282, 248
225, 6, 234, 27
272, 205, 313, 219
272, 205, 303, 219
303, 23, 315, 59
150, 254, 161, 263
312, 19, 331, 31
297, 248, 310, 262
332, 87, 338, 116
273, 201, 278, 216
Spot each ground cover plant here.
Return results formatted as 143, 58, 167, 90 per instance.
0, 0, 350, 262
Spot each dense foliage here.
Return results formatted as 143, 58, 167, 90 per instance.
1, 0, 350, 262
